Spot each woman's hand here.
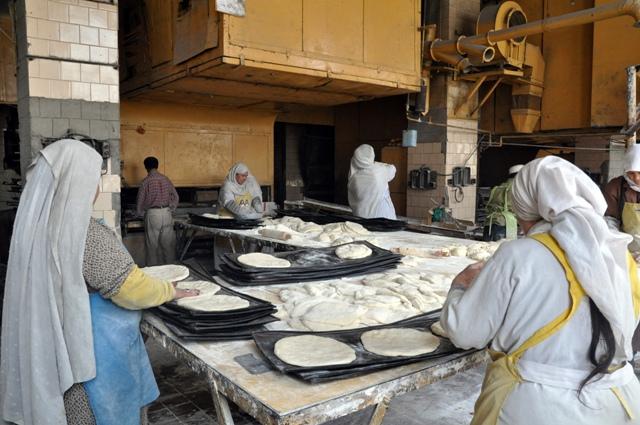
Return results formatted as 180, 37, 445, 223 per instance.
451, 261, 485, 290
172, 282, 200, 300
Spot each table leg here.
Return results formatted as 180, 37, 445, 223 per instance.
209, 379, 235, 425
368, 397, 390, 425
179, 229, 197, 261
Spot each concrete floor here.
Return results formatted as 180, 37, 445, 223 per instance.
145, 339, 484, 425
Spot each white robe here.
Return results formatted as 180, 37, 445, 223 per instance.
348, 162, 397, 220
442, 226, 640, 425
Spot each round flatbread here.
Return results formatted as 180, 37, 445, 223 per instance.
175, 280, 220, 296
177, 294, 250, 311
202, 213, 233, 220
237, 252, 291, 268
274, 335, 356, 367
335, 243, 373, 260
141, 264, 189, 282
361, 328, 440, 357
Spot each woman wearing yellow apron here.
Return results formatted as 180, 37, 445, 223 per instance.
443, 156, 640, 424
217, 163, 264, 219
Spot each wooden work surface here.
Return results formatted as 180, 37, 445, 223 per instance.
142, 314, 486, 425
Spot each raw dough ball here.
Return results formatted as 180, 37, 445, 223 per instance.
274, 335, 356, 367
468, 250, 491, 261
177, 294, 250, 311
301, 301, 367, 331
237, 253, 291, 268
175, 280, 220, 296
450, 246, 468, 257
141, 265, 189, 282
335, 243, 373, 260
331, 236, 354, 246
430, 321, 449, 338
344, 221, 370, 235
297, 222, 323, 233
316, 233, 332, 243
361, 328, 440, 357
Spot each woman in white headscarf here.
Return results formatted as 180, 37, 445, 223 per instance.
348, 144, 397, 220
604, 144, 640, 245
441, 156, 640, 425
0, 140, 198, 425
217, 162, 263, 219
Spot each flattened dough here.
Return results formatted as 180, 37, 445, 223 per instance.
175, 280, 220, 296
202, 213, 233, 220
361, 328, 440, 357
237, 253, 291, 268
430, 321, 449, 338
177, 294, 250, 311
141, 264, 189, 282
335, 243, 373, 260
274, 335, 356, 367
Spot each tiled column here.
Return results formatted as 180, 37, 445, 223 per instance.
14, 0, 121, 231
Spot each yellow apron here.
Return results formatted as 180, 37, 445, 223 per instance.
218, 191, 253, 218
622, 202, 640, 252
471, 232, 640, 425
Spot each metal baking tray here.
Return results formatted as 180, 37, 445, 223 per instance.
188, 213, 262, 229
252, 311, 468, 374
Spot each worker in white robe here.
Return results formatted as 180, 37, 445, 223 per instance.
348, 144, 397, 220
217, 163, 263, 220
442, 156, 640, 425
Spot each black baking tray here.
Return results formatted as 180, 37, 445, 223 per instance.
277, 208, 406, 232
152, 306, 276, 329
188, 213, 262, 230
164, 322, 269, 341
252, 311, 467, 374
217, 263, 401, 286
154, 310, 278, 333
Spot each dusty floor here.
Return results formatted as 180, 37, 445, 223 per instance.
145, 339, 485, 425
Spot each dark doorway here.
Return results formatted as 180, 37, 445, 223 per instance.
273, 123, 335, 206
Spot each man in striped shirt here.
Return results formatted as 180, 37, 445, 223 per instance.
136, 157, 179, 265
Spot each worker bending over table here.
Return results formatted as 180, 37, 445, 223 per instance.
442, 156, 640, 425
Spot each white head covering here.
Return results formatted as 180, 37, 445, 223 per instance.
1, 139, 102, 424
508, 164, 524, 175
349, 144, 375, 179
511, 156, 635, 358
623, 144, 640, 192
223, 162, 261, 198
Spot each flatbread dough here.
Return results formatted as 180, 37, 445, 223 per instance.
274, 335, 356, 367
202, 213, 233, 220
175, 280, 220, 296
237, 253, 291, 268
141, 264, 189, 282
335, 243, 373, 260
430, 321, 449, 338
177, 294, 250, 311
361, 328, 440, 357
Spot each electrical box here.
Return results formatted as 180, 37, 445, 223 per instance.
448, 166, 476, 186
409, 167, 437, 190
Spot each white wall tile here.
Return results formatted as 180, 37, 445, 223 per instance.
103, 209, 116, 229
49, 40, 70, 58
48, 1, 69, 22
108, 48, 117, 64
90, 45, 108, 62
51, 80, 71, 99
69, 43, 90, 60
69, 5, 89, 25
28, 59, 40, 77
90, 83, 109, 102
26, 17, 38, 37
99, 65, 118, 84
59, 23, 79, 42
107, 11, 117, 30
79, 25, 98, 45
109, 85, 118, 103
61, 61, 80, 80
36, 19, 60, 40
29, 77, 51, 97
26, 0, 48, 19
101, 174, 121, 192
89, 8, 108, 28
38, 58, 60, 79
71, 81, 91, 100
98, 28, 116, 48
93, 192, 112, 210
27, 38, 49, 56
80, 63, 100, 83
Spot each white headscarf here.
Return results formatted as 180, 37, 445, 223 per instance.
623, 144, 640, 192
1, 140, 102, 424
511, 156, 636, 358
222, 162, 261, 199
349, 144, 375, 179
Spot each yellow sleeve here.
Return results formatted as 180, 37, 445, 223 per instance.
111, 265, 176, 310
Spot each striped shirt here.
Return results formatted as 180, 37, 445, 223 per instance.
136, 170, 179, 216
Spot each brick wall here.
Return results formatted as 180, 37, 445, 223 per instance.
15, 0, 121, 232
